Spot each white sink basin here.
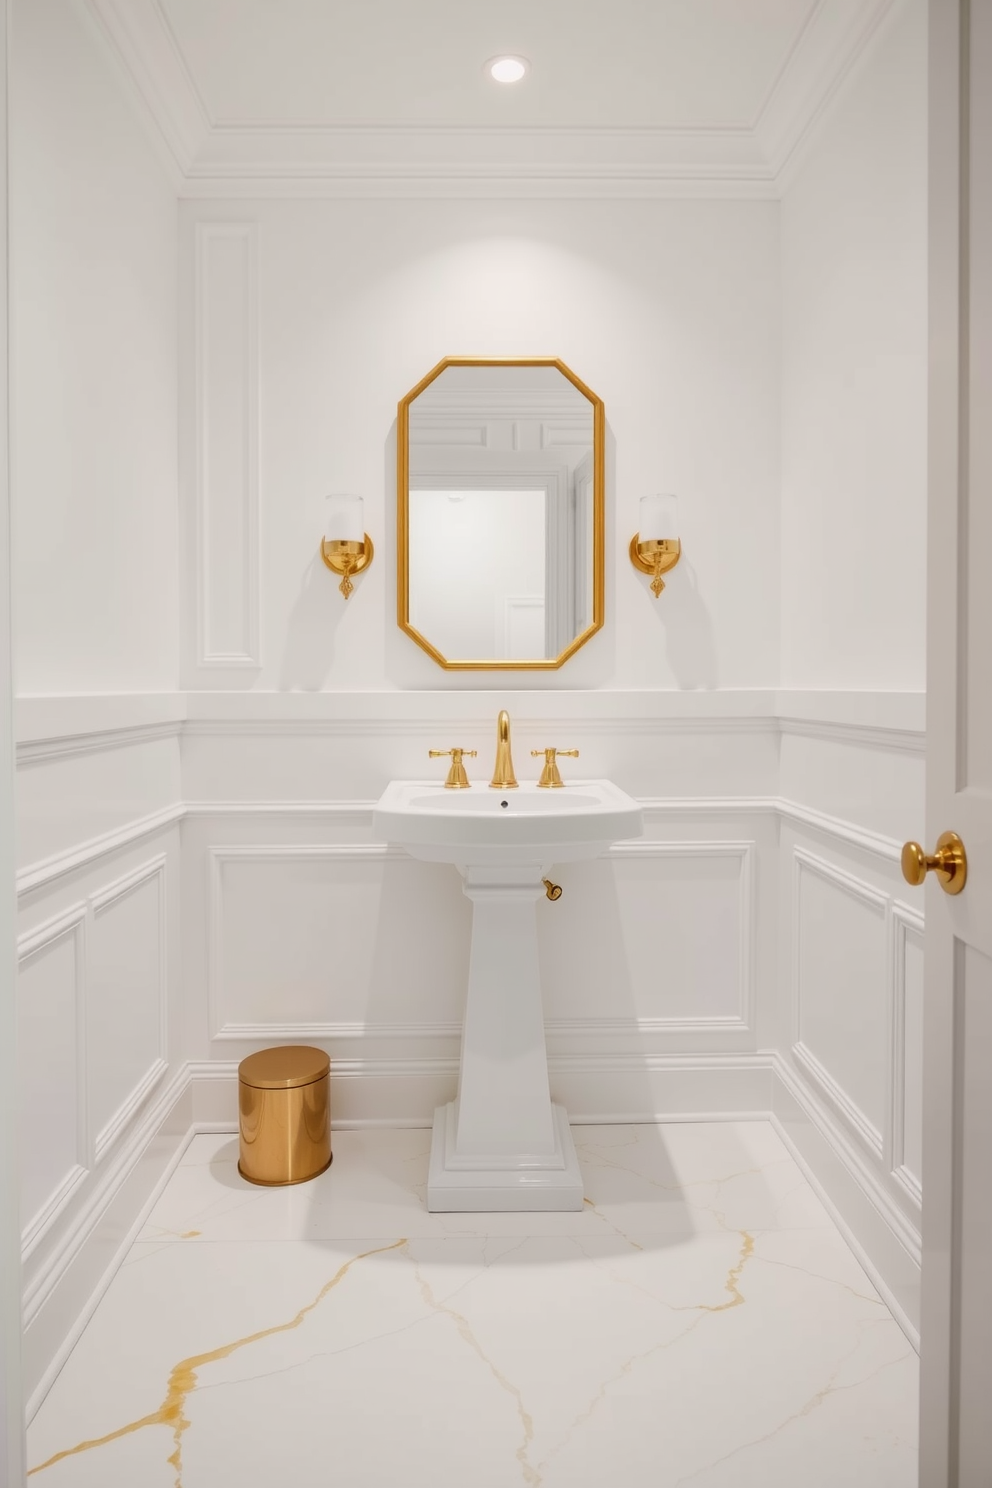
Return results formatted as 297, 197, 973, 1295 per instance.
373, 779, 643, 864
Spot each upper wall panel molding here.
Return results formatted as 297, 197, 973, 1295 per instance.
193, 221, 260, 670
83, 0, 900, 199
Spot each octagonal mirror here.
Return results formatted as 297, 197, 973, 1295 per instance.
397, 358, 604, 670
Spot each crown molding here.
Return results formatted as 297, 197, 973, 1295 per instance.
82, 0, 210, 175
83, 0, 903, 200
753, 0, 899, 179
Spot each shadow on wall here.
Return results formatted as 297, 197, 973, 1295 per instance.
650, 560, 718, 689
279, 554, 348, 690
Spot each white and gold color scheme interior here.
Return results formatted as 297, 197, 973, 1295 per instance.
2, 0, 938, 1484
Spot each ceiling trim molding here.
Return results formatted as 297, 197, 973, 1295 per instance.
768, 0, 902, 190
83, 0, 904, 200
82, 0, 211, 175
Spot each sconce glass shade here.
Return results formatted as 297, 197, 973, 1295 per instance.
325, 494, 365, 543
631, 493, 681, 597
639, 494, 678, 542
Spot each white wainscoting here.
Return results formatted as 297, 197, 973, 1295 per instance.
88, 857, 169, 1161
890, 901, 924, 1210
15, 773, 183, 1408
541, 839, 755, 1036
183, 805, 775, 1084
778, 801, 926, 1337
17, 905, 89, 1257
206, 842, 469, 1042
791, 846, 890, 1158
203, 837, 755, 1042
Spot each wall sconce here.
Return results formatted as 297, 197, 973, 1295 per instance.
321, 494, 374, 598
630, 494, 681, 597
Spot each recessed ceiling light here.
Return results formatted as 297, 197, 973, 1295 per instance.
486, 55, 529, 84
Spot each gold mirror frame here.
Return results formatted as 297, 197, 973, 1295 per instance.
397, 356, 605, 671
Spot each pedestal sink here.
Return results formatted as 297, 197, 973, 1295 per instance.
373, 779, 644, 1211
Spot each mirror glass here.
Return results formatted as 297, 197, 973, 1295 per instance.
398, 359, 604, 670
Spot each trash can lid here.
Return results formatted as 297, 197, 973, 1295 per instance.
238, 1045, 330, 1090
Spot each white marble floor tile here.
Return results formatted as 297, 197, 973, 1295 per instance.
135, 1121, 832, 1248
27, 1123, 917, 1488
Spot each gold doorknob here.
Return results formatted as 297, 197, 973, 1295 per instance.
901, 831, 968, 895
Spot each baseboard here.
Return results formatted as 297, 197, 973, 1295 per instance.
187, 1052, 777, 1129
23, 1066, 194, 1420
771, 1053, 921, 1347
548, 1052, 775, 1121
188, 1058, 462, 1128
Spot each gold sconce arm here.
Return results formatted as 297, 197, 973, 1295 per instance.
321, 535, 374, 598
429, 748, 478, 789
531, 748, 580, 789
629, 535, 681, 597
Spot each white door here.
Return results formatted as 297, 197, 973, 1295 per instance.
918, 3, 992, 1482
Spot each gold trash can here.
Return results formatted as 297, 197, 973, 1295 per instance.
238, 1046, 332, 1186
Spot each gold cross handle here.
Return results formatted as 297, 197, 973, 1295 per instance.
531, 748, 580, 789
428, 748, 478, 789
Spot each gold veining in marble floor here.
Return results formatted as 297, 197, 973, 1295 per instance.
29, 1238, 407, 1484
26, 1124, 918, 1488
692, 1230, 754, 1313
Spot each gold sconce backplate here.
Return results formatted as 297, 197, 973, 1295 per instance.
321, 535, 374, 598
629, 535, 681, 597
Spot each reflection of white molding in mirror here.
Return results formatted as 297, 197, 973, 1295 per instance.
409, 488, 546, 659
397, 359, 604, 671
502, 596, 546, 661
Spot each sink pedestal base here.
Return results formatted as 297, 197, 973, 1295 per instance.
426, 866, 584, 1213
427, 1099, 583, 1212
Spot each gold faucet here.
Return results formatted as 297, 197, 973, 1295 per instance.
489, 709, 518, 789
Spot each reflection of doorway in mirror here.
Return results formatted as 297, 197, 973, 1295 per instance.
408, 489, 546, 661
399, 360, 603, 667
501, 596, 546, 660
571, 453, 594, 636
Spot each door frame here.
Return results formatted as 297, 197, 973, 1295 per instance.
0, 0, 26, 1480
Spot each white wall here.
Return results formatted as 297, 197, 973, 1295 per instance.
180, 199, 781, 692
9, 0, 188, 1415
775, 0, 928, 1338
780, 0, 928, 690
10, 0, 179, 693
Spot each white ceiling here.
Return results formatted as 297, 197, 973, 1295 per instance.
160, 0, 816, 131
85, 0, 900, 196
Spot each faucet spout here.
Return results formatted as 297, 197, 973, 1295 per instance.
489, 709, 518, 789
